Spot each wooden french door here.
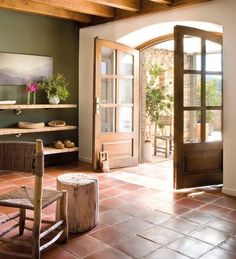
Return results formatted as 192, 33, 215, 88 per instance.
174, 26, 223, 188
93, 38, 139, 169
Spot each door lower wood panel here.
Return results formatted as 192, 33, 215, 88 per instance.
184, 150, 222, 173
102, 139, 133, 157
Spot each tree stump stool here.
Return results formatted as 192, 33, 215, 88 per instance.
56, 173, 98, 233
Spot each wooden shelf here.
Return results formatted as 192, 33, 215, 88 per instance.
0, 104, 78, 156
0, 104, 77, 110
44, 146, 79, 155
0, 126, 77, 136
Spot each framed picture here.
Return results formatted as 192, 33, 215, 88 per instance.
0, 52, 53, 85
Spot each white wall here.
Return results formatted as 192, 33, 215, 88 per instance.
79, 0, 236, 196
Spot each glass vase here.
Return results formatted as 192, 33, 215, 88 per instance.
27, 92, 31, 105
33, 92, 36, 104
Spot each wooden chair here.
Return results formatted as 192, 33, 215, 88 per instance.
0, 139, 68, 259
155, 115, 174, 158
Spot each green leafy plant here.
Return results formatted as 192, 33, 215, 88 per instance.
40, 73, 70, 101
145, 64, 173, 153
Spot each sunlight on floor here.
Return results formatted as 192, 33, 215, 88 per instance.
110, 160, 174, 192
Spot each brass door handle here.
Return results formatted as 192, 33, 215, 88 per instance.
95, 97, 100, 114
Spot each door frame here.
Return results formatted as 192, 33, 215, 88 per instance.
137, 34, 174, 165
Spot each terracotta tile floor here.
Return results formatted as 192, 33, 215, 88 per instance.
0, 160, 236, 258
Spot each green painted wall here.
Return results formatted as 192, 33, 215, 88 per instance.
0, 9, 79, 163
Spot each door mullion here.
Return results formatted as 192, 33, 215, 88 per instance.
201, 38, 206, 142
116, 50, 119, 133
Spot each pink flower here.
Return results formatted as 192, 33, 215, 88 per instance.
25, 82, 39, 93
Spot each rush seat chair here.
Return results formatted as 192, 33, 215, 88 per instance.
0, 139, 68, 259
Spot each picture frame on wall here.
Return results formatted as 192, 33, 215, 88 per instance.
0, 52, 53, 85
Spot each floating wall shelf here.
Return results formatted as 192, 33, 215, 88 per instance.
0, 126, 77, 136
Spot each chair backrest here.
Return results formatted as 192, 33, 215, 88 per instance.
0, 140, 44, 215
158, 115, 173, 137
0, 140, 44, 176
159, 115, 172, 126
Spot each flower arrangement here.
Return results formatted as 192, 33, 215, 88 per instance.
39, 74, 69, 104
26, 82, 39, 93
25, 81, 39, 104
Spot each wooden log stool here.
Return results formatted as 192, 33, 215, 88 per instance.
56, 173, 98, 233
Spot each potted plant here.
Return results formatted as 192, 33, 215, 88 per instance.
145, 64, 173, 155
143, 138, 153, 162
40, 73, 70, 104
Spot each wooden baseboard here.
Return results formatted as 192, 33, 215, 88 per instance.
222, 187, 236, 197
79, 155, 92, 163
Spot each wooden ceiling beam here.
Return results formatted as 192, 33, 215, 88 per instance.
170, 0, 214, 7
114, 0, 213, 22
0, 0, 215, 25
87, 0, 140, 12
0, 0, 91, 22
149, 0, 172, 4
136, 0, 170, 14
32, 0, 114, 18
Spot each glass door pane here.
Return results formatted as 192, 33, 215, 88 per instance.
184, 74, 201, 107
118, 51, 133, 75
119, 79, 133, 104
118, 107, 132, 132
101, 107, 115, 133
101, 78, 115, 104
101, 47, 115, 75
184, 110, 201, 143
205, 75, 222, 106
206, 110, 222, 142
206, 40, 222, 72
184, 36, 201, 70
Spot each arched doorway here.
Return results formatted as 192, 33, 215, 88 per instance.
136, 26, 223, 190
